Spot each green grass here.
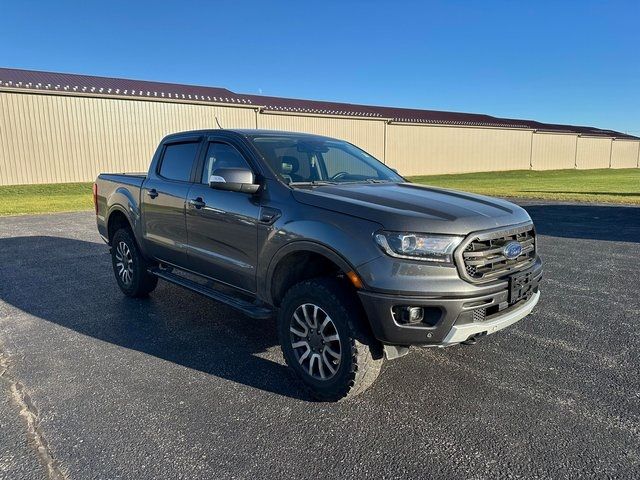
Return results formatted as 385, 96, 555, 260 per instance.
1, 168, 639, 216
409, 168, 640, 205
0, 182, 94, 216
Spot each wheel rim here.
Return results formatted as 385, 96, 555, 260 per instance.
114, 241, 134, 285
289, 303, 342, 380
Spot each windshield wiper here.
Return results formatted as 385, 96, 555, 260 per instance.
365, 178, 394, 184
289, 180, 338, 186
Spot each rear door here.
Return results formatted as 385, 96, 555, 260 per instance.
185, 137, 261, 293
141, 138, 202, 266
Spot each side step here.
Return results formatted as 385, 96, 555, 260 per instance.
148, 267, 273, 319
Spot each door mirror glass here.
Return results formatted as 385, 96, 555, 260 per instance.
209, 168, 259, 193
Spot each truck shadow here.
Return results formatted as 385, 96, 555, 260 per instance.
520, 203, 640, 243
0, 235, 308, 401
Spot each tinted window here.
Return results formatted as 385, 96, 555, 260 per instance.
159, 142, 199, 182
201, 142, 251, 183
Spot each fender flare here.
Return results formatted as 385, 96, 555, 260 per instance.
105, 205, 133, 239
264, 240, 356, 305
105, 187, 141, 240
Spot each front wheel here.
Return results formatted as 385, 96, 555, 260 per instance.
111, 228, 158, 297
278, 278, 384, 401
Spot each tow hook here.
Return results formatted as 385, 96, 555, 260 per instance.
462, 332, 487, 346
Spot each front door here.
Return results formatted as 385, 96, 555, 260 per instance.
185, 140, 261, 293
141, 140, 201, 266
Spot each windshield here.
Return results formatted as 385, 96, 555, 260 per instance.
248, 135, 404, 185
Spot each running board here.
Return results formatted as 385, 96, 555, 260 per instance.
148, 268, 273, 319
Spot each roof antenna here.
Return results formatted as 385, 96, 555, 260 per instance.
215, 116, 223, 129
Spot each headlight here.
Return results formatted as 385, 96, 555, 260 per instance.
374, 231, 463, 264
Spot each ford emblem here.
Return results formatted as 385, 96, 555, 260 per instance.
503, 241, 523, 259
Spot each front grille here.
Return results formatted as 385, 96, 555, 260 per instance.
457, 223, 536, 283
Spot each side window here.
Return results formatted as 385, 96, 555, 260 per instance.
201, 142, 251, 183
158, 142, 200, 182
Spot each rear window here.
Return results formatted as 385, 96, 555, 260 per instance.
159, 142, 199, 182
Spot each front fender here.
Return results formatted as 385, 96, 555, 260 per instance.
257, 213, 383, 303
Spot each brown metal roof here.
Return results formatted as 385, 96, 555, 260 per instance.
0, 67, 636, 139
0, 67, 251, 104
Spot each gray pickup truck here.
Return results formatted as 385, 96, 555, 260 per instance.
94, 129, 542, 400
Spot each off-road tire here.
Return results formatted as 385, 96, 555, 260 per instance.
278, 277, 384, 401
111, 228, 158, 297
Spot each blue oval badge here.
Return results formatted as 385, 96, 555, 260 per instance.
503, 241, 523, 259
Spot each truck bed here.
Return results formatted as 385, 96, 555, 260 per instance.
98, 172, 147, 186
95, 173, 147, 241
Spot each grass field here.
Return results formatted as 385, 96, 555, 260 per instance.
0, 182, 94, 216
410, 168, 640, 205
0, 168, 638, 216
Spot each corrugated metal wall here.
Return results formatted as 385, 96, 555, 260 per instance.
0, 90, 638, 185
575, 136, 612, 169
257, 112, 385, 160
610, 140, 640, 168
385, 124, 532, 176
531, 133, 577, 170
0, 92, 256, 185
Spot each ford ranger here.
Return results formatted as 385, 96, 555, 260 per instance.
94, 129, 543, 401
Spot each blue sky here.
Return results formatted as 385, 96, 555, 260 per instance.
1, 0, 638, 134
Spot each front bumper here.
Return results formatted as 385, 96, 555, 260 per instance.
358, 261, 542, 346
440, 291, 539, 345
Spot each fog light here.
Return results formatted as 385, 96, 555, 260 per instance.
397, 306, 424, 324
408, 307, 423, 323
393, 306, 443, 327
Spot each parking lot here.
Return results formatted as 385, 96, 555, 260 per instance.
1, 201, 638, 479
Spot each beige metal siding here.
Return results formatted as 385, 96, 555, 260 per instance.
531, 133, 576, 170
575, 137, 611, 169
0, 89, 638, 186
256, 112, 386, 161
385, 124, 532, 176
0, 92, 256, 185
610, 140, 640, 168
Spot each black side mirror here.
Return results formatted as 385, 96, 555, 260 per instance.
209, 168, 260, 194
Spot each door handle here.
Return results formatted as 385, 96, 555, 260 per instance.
146, 188, 158, 199
188, 197, 206, 209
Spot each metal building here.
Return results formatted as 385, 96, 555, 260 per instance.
0, 67, 638, 185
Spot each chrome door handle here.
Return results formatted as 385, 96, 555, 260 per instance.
146, 189, 158, 199
188, 197, 206, 209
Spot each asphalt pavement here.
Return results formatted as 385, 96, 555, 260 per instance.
0, 201, 638, 479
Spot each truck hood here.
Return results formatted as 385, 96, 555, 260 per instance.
291, 182, 532, 234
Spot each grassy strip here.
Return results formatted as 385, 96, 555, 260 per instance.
0, 182, 94, 216
409, 168, 640, 205
0, 168, 638, 216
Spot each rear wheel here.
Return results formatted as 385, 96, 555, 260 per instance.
278, 277, 384, 401
111, 228, 158, 297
